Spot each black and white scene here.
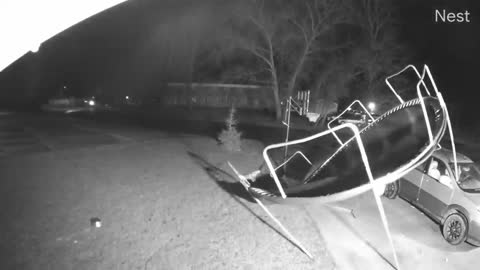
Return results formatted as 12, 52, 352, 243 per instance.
1, 0, 480, 269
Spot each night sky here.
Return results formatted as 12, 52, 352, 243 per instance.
397, 0, 480, 123
1, 0, 479, 123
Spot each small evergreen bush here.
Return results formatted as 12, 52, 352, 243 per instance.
218, 105, 242, 151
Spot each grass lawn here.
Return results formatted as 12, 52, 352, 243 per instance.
0, 134, 333, 269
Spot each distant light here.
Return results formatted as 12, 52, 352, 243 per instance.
88, 100, 95, 106
125, 96, 129, 100
368, 102, 376, 111
63, 86, 67, 89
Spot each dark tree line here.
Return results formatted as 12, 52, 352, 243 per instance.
190, 0, 411, 119
0, 0, 411, 114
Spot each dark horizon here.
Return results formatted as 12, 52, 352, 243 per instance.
1, 0, 479, 123
399, 0, 480, 125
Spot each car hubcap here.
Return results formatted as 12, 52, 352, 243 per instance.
447, 220, 462, 241
385, 184, 395, 196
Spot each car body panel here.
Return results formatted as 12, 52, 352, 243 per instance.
399, 169, 424, 203
418, 174, 453, 220
397, 149, 480, 244
435, 149, 472, 164
468, 220, 480, 245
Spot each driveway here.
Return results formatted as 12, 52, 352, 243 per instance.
311, 192, 480, 269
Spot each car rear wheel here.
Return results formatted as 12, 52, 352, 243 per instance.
383, 181, 399, 199
442, 213, 468, 245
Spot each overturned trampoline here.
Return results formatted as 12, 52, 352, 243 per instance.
228, 64, 460, 269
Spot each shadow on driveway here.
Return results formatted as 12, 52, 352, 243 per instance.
187, 151, 308, 253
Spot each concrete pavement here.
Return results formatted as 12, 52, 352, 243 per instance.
310, 192, 480, 270
304, 204, 397, 270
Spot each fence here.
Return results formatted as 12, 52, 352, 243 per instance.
162, 82, 275, 109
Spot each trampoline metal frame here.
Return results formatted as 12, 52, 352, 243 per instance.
274, 151, 312, 171
228, 64, 459, 270
327, 99, 376, 145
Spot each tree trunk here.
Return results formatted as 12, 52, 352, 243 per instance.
271, 72, 282, 120
267, 42, 282, 120
366, 69, 374, 101
286, 45, 309, 98
187, 37, 198, 111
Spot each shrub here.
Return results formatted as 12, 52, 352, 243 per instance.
218, 105, 242, 151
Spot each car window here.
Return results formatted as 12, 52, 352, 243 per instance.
450, 162, 480, 192
426, 157, 449, 181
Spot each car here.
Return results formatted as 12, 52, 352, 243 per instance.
384, 148, 480, 246
328, 109, 378, 127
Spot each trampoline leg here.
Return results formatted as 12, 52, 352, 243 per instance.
227, 162, 313, 259
372, 187, 401, 270
253, 197, 314, 260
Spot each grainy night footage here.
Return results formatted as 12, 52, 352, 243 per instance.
0, 0, 479, 269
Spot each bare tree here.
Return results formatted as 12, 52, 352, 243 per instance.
348, 0, 409, 107
285, 0, 348, 99
229, 0, 286, 119
228, 0, 347, 120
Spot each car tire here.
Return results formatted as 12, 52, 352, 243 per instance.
383, 181, 399, 199
442, 213, 468, 245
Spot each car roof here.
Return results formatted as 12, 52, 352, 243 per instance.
433, 148, 473, 163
